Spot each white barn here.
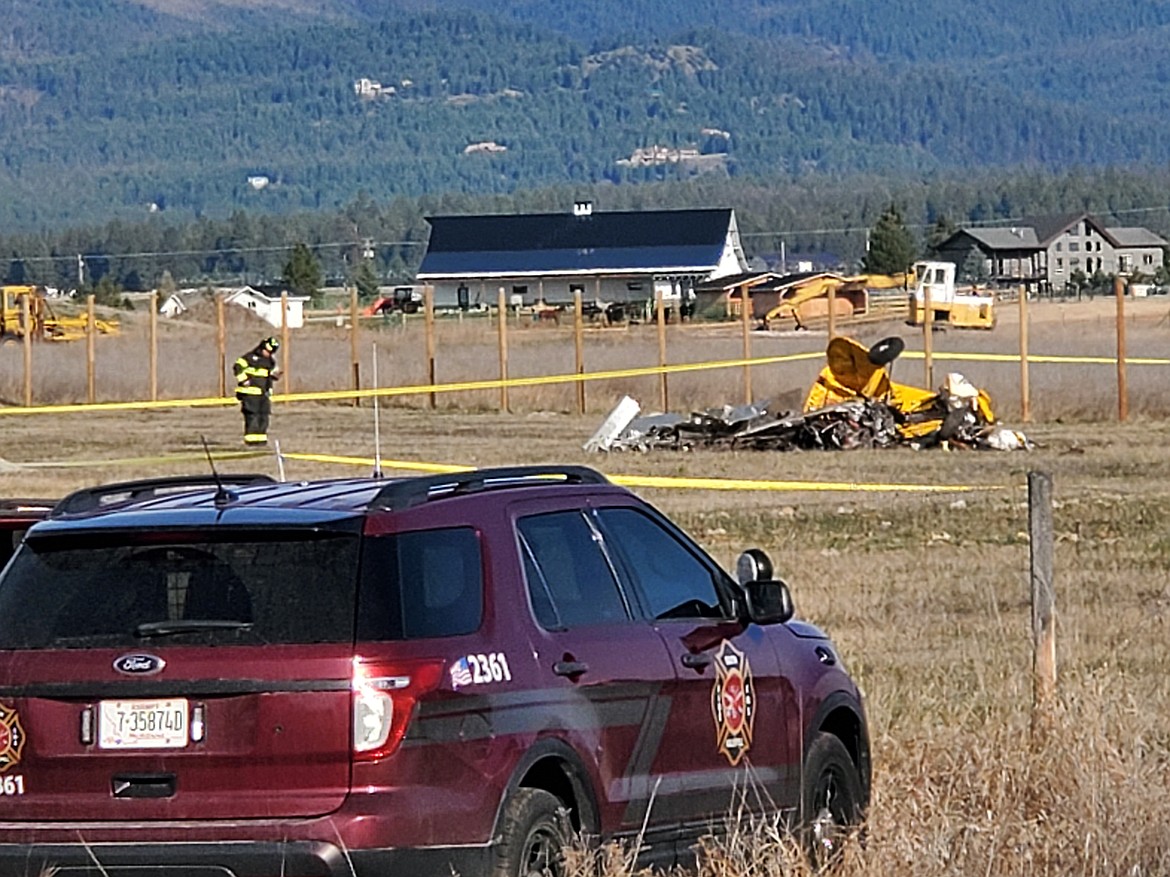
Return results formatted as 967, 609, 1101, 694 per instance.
415, 203, 749, 312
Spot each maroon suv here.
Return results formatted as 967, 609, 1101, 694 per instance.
0, 466, 868, 876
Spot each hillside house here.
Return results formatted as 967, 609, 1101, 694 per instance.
415, 202, 748, 312
934, 213, 1168, 294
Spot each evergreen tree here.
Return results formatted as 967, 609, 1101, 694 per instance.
354, 258, 380, 302
157, 269, 177, 299
282, 242, 322, 304
91, 275, 125, 308
925, 215, 957, 256
959, 248, 991, 284
863, 205, 917, 275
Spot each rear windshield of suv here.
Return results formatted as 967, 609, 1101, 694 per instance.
0, 529, 361, 649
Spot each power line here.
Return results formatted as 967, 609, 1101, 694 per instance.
740, 204, 1170, 239
12, 240, 426, 267
7, 203, 1170, 269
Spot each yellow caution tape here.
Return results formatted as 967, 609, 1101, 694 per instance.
279, 452, 986, 493
899, 351, 1170, 366
8, 450, 269, 469
0, 346, 1165, 417
281, 453, 471, 474
0, 352, 823, 416
5, 448, 989, 494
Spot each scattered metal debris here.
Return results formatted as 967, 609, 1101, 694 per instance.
586, 335, 1031, 453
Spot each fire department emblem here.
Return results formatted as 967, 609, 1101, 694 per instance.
0, 703, 25, 772
711, 641, 755, 766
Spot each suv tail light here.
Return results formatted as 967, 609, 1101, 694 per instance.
351, 657, 445, 762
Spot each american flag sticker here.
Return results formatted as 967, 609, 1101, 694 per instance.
449, 657, 473, 689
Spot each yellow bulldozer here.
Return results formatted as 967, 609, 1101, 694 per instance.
0, 285, 120, 343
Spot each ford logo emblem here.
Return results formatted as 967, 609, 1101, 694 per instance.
113, 654, 166, 675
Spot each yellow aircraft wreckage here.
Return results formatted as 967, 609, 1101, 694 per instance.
586, 335, 1029, 452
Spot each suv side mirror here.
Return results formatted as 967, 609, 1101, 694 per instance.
743, 579, 794, 626
735, 548, 774, 585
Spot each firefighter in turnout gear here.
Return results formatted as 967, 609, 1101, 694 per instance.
233, 336, 281, 445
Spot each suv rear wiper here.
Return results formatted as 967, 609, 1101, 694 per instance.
135, 620, 254, 638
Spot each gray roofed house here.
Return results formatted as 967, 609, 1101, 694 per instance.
415, 202, 748, 313
934, 212, 1167, 293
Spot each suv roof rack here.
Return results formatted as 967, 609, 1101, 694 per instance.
368, 465, 609, 512
51, 474, 277, 518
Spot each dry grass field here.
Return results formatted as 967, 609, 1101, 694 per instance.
0, 295, 1168, 875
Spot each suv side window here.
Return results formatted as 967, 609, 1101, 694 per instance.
518, 511, 629, 629
596, 507, 730, 621
358, 527, 483, 640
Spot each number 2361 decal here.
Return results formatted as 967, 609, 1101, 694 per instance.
450, 652, 512, 688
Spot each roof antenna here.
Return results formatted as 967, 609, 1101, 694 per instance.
371, 341, 383, 478
200, 435, 237, 506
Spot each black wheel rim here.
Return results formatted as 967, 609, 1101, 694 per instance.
520, 821, 563, 877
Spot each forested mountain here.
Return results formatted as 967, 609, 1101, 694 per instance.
3, 0, 1170, 232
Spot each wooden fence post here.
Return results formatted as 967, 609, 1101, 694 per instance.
740, 284, 752, 404
349, 287, 361, 406
86, 294, 96, 404
149, 291, 158, 402
1115, 275, 1128, 422
216, 296, 226, 397
574, 290, 585, 415
21, 295, 31, 407
1029, 470, 1056, 739
922, 281, 934, 389
425, 285, 436, 409
656, 288, 669, 412
280, 292, 290, 394
827, 282, 837, 339
1018, 284, 1030, 422
497, 288, 509, 413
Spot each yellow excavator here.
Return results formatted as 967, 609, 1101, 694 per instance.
0, 286, 120, 343
765, 262, 996, 331
763, 271, 912, 329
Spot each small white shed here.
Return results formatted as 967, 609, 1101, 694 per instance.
158, 293, 188, 318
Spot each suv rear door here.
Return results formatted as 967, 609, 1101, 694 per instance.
0, 525, 361, 821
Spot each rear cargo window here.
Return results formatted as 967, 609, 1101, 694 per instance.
357, 527, 483, 640
0, 530, 360, 649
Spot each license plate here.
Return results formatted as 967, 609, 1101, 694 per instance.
98, 698, 189, 749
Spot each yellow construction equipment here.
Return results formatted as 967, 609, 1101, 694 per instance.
0, 286, 120, 343
907, 261, 996, 329
763, 271, 911, 330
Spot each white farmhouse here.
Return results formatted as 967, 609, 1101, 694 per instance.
224, 286, 309, 329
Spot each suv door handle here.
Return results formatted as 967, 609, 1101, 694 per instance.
680, 653, 712, 670
552, 660, 588, 677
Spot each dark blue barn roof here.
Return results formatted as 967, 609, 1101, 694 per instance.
417, 208, 737, 278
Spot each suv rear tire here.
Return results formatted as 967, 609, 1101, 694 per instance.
491, 788, 568, 877
802, 732, 864, 868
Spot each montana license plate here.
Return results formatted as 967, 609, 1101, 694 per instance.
98, 698, 189, 749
